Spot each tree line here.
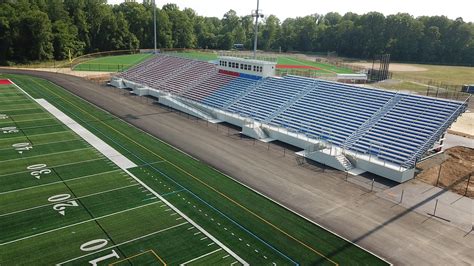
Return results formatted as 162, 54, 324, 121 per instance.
0, 0, 473, 65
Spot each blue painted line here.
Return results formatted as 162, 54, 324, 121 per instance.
160, 189, 185, 198
52, 100, 299, 265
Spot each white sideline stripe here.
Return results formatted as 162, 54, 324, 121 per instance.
179, 248, 223, 266
56, 222, 188, 266
0, 201, 160, 246
0, 169, 121, 195
0, 147, 93, 163
0, 158, 107, 178
0, 183, 141, 217
34, 98, 137, 171
122, 168, 249, 266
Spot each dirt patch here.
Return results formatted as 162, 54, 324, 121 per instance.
416, 146, 474, 198
448, 112, 474, 138
347, 62, 428, 72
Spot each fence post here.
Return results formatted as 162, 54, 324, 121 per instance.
436, 163, 443, 186
465, 175, 472, 196
371, 179, 375, 191
400, 189, 404, 204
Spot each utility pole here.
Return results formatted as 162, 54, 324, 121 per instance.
252, 0, 264, 59
153, 0, 157, 53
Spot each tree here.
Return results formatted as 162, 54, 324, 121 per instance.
384, 13, 423, 61
15, 10, 53, 61
115, 2, 151, 48
0, 1, 473, 65
261, 15, 280, 50
156, 9, 173, 48
164, 6, 196, 48
52, 20, 85, 60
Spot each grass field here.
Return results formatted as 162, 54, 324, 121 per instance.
73, 54, 154, 72
374, 80, 429, 92
391, 64, 474, 86
0, 74, 388, 265
276, 57, 354, 74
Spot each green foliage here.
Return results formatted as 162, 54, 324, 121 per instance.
0, 1, 472, 65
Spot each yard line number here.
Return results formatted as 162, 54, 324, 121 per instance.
27, 164, 51, 179
0, 114, 8, 119
12, 142, 33, 153
80, 239, 120, 266
1, 126, 18, 134
48, 194, 78, 216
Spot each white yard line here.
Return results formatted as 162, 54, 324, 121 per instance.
7, 112, 53, 119
0, 158, 107, 178
0, 183, 140, 217
0, 117, 56, 124
0, 138, 82, 152
56, 222, 188, 265
34, 99, 137, 170
179, 248, 223, 265
122, 168, 249, 266
0, 107, 39, 112
0, 169, 121, 195
0, 201, 160, 246
0, 147, 93, 163
0, 130, 72, 143
0, 99, 34, 104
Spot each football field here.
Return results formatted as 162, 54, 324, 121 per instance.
73, 54, 154, 72
0, 75, 389, 265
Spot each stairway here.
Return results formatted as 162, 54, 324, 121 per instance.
335, 154, 354, 171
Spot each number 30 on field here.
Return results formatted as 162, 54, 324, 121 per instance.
80, 239, 120, 266
27, 164, 51, 179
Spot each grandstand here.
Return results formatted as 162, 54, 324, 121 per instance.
111, 54, 469, 183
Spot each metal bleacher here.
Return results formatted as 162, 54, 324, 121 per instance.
200, 75, 258, 109
226, 75, 315, 121
116, 54, 468, 170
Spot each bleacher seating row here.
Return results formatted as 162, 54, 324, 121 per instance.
117, 54, 467, 168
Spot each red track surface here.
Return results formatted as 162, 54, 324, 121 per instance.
0, 79, 12, 85
276, 65, 321, 70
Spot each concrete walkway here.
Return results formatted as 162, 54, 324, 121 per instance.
378, 179, 473, 232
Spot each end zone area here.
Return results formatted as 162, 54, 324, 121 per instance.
0, 75, 389, 265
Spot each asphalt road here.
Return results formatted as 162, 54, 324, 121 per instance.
1, 69, 473, 265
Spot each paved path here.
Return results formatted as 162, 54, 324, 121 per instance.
377, 179, 473, 232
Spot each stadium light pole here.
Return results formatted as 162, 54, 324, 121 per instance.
153, 0, 157, 54
252, 0, 264, 59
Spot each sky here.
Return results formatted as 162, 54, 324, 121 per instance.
108, 0, 473, 22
